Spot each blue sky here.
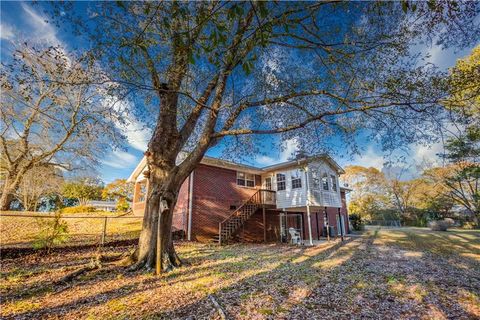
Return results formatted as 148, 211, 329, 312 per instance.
1, 2, 477, 183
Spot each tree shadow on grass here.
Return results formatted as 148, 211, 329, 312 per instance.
2, 239, 352, 319
3, 229, 479, 319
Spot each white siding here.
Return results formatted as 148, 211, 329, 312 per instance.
307, 161, 342, 208
261, 159, 342, 210
262, 167, 307, 209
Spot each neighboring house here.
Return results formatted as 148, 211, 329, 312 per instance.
127, 154, 350, 244
87, 200, 117, 212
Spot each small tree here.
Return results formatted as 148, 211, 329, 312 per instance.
349, 213, 364, 231
33, 212, 69, 254
62, 177, 103, 206
116, 198, 130, 212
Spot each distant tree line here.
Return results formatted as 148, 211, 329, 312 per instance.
3, 174, 132, 213
343, 46, 479, 228
343, 129, 479, 227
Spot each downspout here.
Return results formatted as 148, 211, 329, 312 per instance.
187, 171, 194, 241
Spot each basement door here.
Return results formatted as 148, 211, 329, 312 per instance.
279, 212, 303, 243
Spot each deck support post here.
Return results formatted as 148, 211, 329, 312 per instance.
304, 169, 313, 246
338, 208, 344, 241
263, 206, 266, 243
324, 207, 330, 241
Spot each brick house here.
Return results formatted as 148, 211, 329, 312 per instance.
127, 154, 350, 244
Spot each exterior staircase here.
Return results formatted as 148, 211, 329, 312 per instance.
216, 189, 276, 245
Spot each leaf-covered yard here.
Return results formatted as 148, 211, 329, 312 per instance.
1, 227, 479, 319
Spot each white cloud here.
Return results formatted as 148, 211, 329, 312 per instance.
123, 117, 151, 152
0, 23, 15, 40
105, 97, 151, 152
20, 3, 64, 47
410, 142, 444, 165
419, 40, 476, 70
351, 146, 385, 170
101, 150, 138, 169
256, 138, 299, 166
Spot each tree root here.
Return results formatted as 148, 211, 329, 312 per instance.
54, 258, 101, 285
208, 294, 227, 320
97, 251, 131, 264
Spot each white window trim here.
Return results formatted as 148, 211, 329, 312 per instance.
276, 173, 286, 191
322, 173, 329, 191
236, 171, 255, 188
291, 170, 302, 189
331, 174, 338, 192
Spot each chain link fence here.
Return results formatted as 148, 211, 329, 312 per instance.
0, 213, 143, 249
365, 220, 402, 228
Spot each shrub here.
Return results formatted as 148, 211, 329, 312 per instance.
33, 212, 69, 253
429, 218, 455, 231
462, 221, 478, 229
60, 205, 96, 214
116, 198, 130, 212
349, 213, 364, 231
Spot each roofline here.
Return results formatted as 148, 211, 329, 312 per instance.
127, 153, 345, 182
127, 156, 147, 183
202, 156, 264, 174
261, 154, 345, 174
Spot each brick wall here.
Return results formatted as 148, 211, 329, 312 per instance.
172, 176, 190, 234
132, 181, 146, 216
191, 164, 261, 242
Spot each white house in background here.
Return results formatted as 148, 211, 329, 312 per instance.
87, 200, 117, 212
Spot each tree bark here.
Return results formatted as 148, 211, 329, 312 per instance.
0, 191, 14, 211
1, 167, 31, 211
132, 157, 184, 272
0, 175, 16, 211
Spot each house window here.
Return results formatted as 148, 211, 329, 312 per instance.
331, 175, 337, 191
265, 177, 272, 190
237, 171, 255, 187
322, 173, 329, 191
291, 171, 302, 189
311, 169, 320, 189
276, 173, 286, 191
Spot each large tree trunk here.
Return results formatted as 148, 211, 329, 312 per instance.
1, 169, 29, 211
132, 161, 184, 272
0, 176, 16, 211
0, 191, 14, 211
